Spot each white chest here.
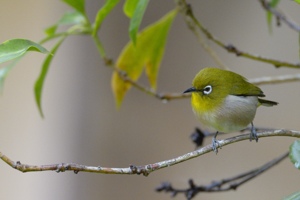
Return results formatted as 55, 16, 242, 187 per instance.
193, 95, 259, 133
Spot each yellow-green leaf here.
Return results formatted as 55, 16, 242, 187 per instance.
123, 0, 139, 18
294, 0, 300, 4
112, 9, 177, 108
62, 0, 85, 16
129, 0, 149, 45
34, 36, 66, 118
93, 0, 120, 36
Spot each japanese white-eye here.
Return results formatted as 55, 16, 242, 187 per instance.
184, 68, 278, 152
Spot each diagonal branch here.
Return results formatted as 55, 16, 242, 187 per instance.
175, 0, 300, 69
0, 129, 299, 176
156, 152, 289, 200
259, 0, 300, 32
249, 73, 300, 85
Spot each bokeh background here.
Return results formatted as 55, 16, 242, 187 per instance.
0, 1, 299, 200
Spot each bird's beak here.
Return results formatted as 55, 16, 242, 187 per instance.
183, 87, 197, 94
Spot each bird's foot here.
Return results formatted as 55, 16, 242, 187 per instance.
212, 137, 220, 154
250, 122, 258, 142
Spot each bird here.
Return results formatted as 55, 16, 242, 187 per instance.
183, 67, 278, 152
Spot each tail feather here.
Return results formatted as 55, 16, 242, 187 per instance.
258, 98, 278, 107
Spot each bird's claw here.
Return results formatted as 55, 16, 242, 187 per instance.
212, 137, 220, 154
250, 122, 258, 142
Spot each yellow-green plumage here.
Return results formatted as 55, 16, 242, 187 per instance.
184, 68, 277, 134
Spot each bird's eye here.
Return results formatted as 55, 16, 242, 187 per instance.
203, 85, 212, 95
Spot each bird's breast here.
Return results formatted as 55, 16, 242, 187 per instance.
192, 95, 259, 133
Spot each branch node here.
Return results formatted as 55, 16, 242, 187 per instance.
56, 163, 69, 173
129, 165, 150, 176
14, 161, 22, 169
188, 179, 196, 189
230, 183, 238, 190
225, 44, 242, 56
103, 57, 113, 66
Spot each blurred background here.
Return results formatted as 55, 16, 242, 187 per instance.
0, 0, 299, 199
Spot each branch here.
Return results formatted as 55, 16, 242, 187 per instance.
156, 152, 289, 200
103, 58, 190, 101
175, 0, 300, 69
1, 129, 299, 175
259, 0, 300, 32
175, 1, 228, 70
113, 67, 300, 101
249, 73, 300, 85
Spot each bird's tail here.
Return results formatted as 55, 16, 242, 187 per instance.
258, 98, 278, 107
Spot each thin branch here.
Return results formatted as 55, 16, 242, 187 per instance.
193, 29, 229, 70
113, 67, 300, 101
105, 59, 190, 101
0, 129, 299, 175
175, 0, 300, 69
259, 0, 300, 32
156, 152, 289, 200
249, 73, 300, 85
177, 2, 228, 70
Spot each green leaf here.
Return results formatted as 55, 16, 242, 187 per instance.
93, 0, 120, 36
45, 25, 58, 36
0, 39, 49, 64
283, 191, 300, 200
289, 140, 300, 169
0, 57, 22, 94
44, 11, 86, 36
266, 0, 280, 33
112, 9, 177, 108
123, 0, 139, 18
294, 0, 300, 4
129, 0, 149, 45
34, 37, 66, 118
62, 0, 85, 15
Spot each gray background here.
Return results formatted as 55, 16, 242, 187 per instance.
0, 1, 299, 199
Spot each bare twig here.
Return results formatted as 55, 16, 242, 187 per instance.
249, 73, 300, 85
0, 129, 299, 175
176, 1, 228, 70
156, 152, 289, 200
259, 0, 300, 32
175, 0, 300, 69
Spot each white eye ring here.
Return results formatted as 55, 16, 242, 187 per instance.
203, 85, 212, 95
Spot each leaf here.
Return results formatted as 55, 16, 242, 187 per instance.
44, 11, 86, 36
283, 191, 300, 200
129, 0, 149, 45
266, 0, 280, 33
0, 57, 22, 94
0, 39, 49, 64
112, 9, 177, 108
62, 0, 85, 15
289, 140, 300, 170
45, 25, 58, 36
123, 0, 139, 18
144, 10, 177, 89
294, 0, 300, 4
34, 37, 66, 118
93, 0, 120, 36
